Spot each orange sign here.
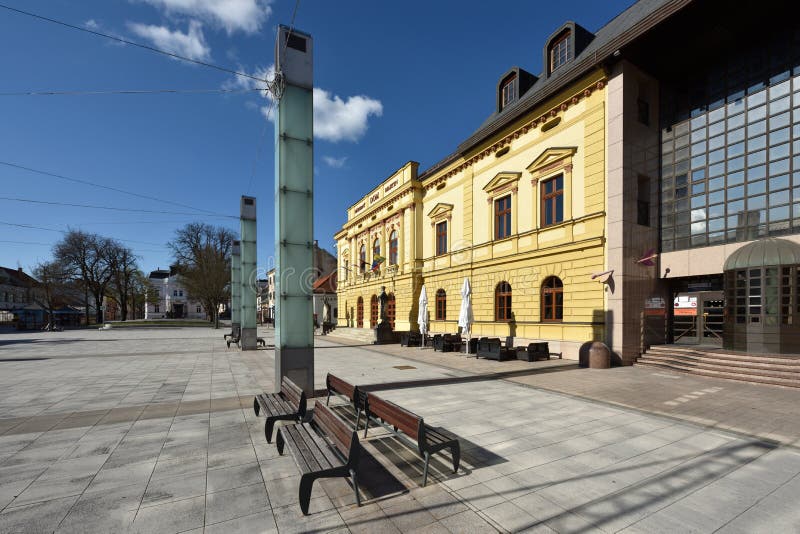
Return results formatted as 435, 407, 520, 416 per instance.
674, 308, 697, 316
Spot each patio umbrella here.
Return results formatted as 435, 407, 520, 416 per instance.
417, 285, 428, 348
457, 278, 473, 352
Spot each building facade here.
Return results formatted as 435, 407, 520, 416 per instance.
337, 0, 800, 362
144, 269, 207, 320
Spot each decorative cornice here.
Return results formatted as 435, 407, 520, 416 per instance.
423, 75, 605, 185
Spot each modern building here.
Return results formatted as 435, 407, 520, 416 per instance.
336, 0, 800, 361
145, 268, 208, 320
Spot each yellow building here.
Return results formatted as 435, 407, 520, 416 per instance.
335, 19, 665, 362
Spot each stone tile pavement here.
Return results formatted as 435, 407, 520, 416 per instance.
0, 327, 797, 532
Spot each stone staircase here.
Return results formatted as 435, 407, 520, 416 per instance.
325, 327, 376, 345
635, 345, 800, 388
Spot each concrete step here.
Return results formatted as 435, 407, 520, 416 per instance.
636, 355, 800, 381
635, 360, 800, 388
326, 327, 375, 344
638, 352, 800, 373
636, 344, 800, 388
646, 345, 800, 366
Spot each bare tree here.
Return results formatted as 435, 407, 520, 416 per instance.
32, 261, 68, 331
54, 230, 115, 324
168, 223, 234, 329
108, 242, 139, 321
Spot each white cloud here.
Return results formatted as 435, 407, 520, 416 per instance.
85, 19, 100, 30
128, 20, 210, 61
323, 156, 348, 168
227, 67, 384, 143
138, 0, 272, 34
313, 89, 383, 143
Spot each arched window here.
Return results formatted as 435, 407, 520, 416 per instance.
357, 297, 364, 328
542, 277, 563, 322
495, 282, 512, 321
389, 230, 399, 265
387, 293, 395, 329
370, 294, 378, 328
435, 289, 447, 320
359, 245, 366, 273
373, 238, 381, 259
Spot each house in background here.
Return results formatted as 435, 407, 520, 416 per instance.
144, 268, 207, 320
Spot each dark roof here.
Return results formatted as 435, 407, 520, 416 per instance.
148, 269, 170, 279
0, 266, 38, 287
312, 271, 337, 294
452, 0, 688, 158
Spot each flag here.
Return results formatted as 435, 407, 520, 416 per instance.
371, 255, 385, 272
635, 248, 658, 266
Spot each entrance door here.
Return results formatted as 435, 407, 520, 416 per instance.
357, 297, 363, 328
387, 293, 395, 329
672, 291, 723, 345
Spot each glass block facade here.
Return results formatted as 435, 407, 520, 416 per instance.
660, 28, 800, 254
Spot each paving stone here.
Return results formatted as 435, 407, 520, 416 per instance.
0, 495, 79, 533
207, 462, 262, 493
56, 484, 144, 533
85, 459, 157, 493
205, 483, 270, 525
141, 472, 206, 508
130, 495, 205, 534
12, 473, 94, 507
150, 455, 207, 480
204, 510, 278, 534
437, 509, 499, 533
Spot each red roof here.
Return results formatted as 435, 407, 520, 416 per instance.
312, 271, 337, 294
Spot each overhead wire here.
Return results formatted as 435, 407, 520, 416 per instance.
0, 221, 169, 248
0, 196, 238, 218
0, 160, 230, 217
0, 3, 270, 84
0, 88, 266, 97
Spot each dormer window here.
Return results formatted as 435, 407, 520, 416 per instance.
550, 31, 570, 72
501, 75, 516, 109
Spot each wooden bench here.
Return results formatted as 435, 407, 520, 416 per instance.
276, 402, 362, 515
257, 337, 266, 347
325, 373, 367, 428
226, 334, 239, 348
253, 377, 307, 443
363, 393, 459, 486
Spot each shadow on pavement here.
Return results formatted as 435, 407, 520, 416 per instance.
357, 364, 581, 393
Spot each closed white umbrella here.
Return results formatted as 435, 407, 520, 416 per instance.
457, 278, 473, 352
417, 285, 428, 348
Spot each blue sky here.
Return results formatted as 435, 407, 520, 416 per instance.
0, 0, 633, 277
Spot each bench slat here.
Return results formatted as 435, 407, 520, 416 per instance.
296, 426, 339, 471
282, 377, 304, 408
314, 402, 352, 456
283, 425, 327, 474
326, 373, 355, 401
367, 395, 420, 440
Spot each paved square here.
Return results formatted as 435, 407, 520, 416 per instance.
1, 327, 799, 533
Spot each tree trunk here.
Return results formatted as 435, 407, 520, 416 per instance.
84, 285, 90, 326
95, 294, 104, 324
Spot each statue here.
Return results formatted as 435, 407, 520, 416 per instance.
374, 285, 393, 344
378, 286, 388, 323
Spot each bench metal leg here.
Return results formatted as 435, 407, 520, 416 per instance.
265, 417, 278, 444
299, 473, 315, 515
355, 407, 362, 430
276, 429, 285, 455
422, 451, 431, 487
253, 397, 260, 416
349, 468, 361, 507
451, 443, 460, 473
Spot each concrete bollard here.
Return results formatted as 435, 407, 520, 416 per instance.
588, 341, 611, 369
